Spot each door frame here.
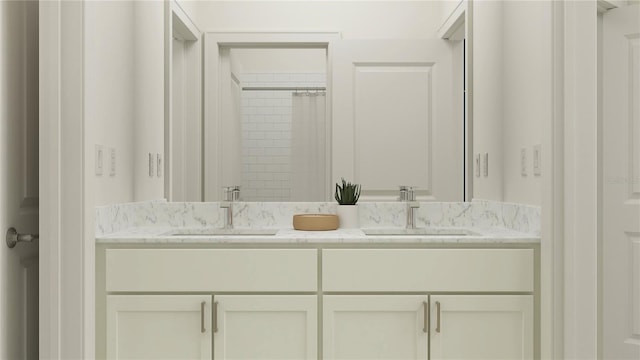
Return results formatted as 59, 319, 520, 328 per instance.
560, 0, 624, 359
595, 2, 640, 357
39, 0, 89, 358
203, 31, 340, 201
542, 0, 610, 358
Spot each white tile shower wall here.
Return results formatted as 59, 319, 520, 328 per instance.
240, 73, 326, 201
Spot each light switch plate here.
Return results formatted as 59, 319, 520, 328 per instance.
521, 148, 527, 176
95, 145, 104, 176
483, 153, 489, 177
533, 144, 541, 176
156, 153, 162, 177
148, 153, 154, 177
475, 154, 481, 177
109, 148, 116, 176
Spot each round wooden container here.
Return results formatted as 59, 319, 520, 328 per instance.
292, 214, 339, 231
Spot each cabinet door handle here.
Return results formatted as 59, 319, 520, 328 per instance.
422, 301, 429, 333
200, 301, 206, 333
213, 301, 219, 333
435, 301, 441, 333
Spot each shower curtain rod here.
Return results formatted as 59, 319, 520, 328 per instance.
242, 86, 326, 91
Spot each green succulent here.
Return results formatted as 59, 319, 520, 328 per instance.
334, 178, 361, 205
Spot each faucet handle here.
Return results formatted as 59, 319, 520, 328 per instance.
398, 186, 417, 201
399, 186, 408, 201
407, 187, 416, 201
222, 186, 241, 201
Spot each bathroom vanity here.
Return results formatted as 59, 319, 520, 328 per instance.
95, 201, 540, 360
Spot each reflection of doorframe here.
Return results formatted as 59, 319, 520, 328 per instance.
203, 32, 340, 201
166, 1, 202, 201
437, 0, 471, 202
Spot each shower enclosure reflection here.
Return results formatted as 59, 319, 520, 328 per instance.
225, 48, 329, 201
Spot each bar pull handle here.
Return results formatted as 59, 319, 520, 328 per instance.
6, 227, 38, 249
435, 301, 441, 333
213, 301, 219, 333
422, 301, 429, 333
200, 301, 206, 333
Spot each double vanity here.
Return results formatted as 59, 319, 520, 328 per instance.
95, 200, 540, 360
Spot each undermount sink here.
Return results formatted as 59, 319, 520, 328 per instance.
362, 228, 480, 236
168, 228, 278, 236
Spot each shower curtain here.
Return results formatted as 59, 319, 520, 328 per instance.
291, 92, 327, 201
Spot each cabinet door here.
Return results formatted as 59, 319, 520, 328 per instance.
214, 295, 317, 360
323, 295, 428, 360
107, 295, 212, 360
430, 295, 534, 360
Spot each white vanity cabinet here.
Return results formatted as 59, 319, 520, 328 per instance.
323, 295, 534, 360
323, 295, 428, 360
106, 295, 212, 360
429, 295, 534, 360
322, 249, 535, 360
214, 295, 317, 360
103, 249, 319, 359
100, 246, 536, 360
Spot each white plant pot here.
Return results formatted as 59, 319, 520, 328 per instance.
336, 205, 359, 229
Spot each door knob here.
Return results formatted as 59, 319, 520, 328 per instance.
6, 227, 38, 248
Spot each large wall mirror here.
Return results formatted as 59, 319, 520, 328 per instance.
197, 32, 465, 202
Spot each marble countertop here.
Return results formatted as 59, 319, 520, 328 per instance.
95, 226, 540, 244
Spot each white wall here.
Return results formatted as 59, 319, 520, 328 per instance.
85, 0, 165, 206
441, 0, 464, 25
133, 0, 165, 201
472, 0, 549, 206
178, 1, 443, 39
501, 0, 549, 205
472, 0, 504, 201
232, 48, 326, 73
85, 1, 135, 205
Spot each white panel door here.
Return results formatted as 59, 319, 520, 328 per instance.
603, 4, 640, 359
323, 295, 428, 360
332, 39, 462, 201
0, 1, 39, 359
107, 295, 212, 359
214, 295, 317, 360
429, 295, 533, 360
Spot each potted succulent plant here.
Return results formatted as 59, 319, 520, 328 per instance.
334, 178, 361, 228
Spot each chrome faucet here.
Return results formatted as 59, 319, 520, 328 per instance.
399, 186, 420, 229
220, 186, 240, 228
